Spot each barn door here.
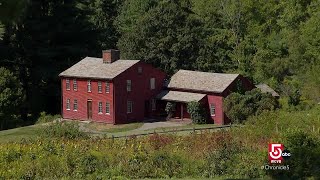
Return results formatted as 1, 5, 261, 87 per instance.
87, 100, 92, 120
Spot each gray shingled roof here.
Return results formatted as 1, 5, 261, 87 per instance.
256, 84, 280, 97
59, 57, 140, 79
156, 90, 206, 102
167, 70, 239, 93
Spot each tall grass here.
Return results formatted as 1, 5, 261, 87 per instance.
0, 107, 319, 179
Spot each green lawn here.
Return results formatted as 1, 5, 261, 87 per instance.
0, 125, 40, 143
0, 121, 226, 143
82, 122, 144, 133
105, 123, 227, 137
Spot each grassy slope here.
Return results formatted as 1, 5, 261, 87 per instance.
0, 125, 40, 143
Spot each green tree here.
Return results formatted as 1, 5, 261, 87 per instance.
1, 0, 101, 119
0, 0, 29, 39
0, 67, 23, 129
89, 0, 122, 49
117, 0, 205, 74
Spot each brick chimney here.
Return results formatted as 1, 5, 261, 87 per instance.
102, 49, 120, 63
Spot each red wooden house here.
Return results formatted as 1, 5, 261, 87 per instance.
156, 70, 254, 124
59, 50, 166, 124
59, 50, 254, 125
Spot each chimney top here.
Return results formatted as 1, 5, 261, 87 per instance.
102, 49, 120, 63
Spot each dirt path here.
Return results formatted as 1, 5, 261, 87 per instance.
74, 119, 192, 136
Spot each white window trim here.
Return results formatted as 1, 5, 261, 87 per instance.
106, 82, 110, 93
105, 102, 110, 115
98, 81, 102, 93
73, 79, 77, 91
66, 79, 70, 90
127, 101, 133, 113
73, 99, 78, 111
210, 103, 216, 116
98, 102, 103, 114
66, 99, 70, 110
150, 78, 155, 90
87, 80, 92, 92
127, 80, 132, 92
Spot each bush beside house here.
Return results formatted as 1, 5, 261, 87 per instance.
224, 89, 278, 123
187, 101, 207, 124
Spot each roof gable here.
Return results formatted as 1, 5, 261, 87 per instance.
256, 84, 280, 97
167, 70, 239, 93
59, 57, 140, 80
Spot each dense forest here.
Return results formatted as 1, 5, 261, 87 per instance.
0, 0, 320, 129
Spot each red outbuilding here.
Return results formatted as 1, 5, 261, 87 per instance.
59, 50, 254, 125
156, 70, 255, 124
59, 50, 166, 124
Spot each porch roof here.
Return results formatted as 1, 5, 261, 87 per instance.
156, 90, 206, 103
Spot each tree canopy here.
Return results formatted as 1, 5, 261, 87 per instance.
0, 0, 320, 125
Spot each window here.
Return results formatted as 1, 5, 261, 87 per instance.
98, 102, 102, 114
73, 79, 77, 91
66, 79, 70, 90
138, 66, 142, 74
106, 102, 110, 114
150, 78, 155, 90
73, 99, 78, 111
106, 82, 110, 93
127, 101, 133, 113
66, 99, 70, 110
210, 103, 215, 116
127, 80, 131, 92
87, 80, 91, 92
98, 81, 102, 93
151, 99, 156, 111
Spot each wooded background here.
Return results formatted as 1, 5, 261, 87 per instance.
0, 0, 319, 128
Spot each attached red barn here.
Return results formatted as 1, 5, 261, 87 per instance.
59, 50, 166, 124
156, 70, 255, 124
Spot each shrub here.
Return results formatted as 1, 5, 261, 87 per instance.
0, 107, 319, 179
37, 121, 88, 139
288, 89, 301, 106
187, 101, 206, 124
268, 130, 320, 179
36, 111, 61, 124
165, 102, 176, 120
224, 89, 278, 123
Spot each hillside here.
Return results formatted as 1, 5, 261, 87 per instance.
0, 107, 319, 179
0, 0, 320, 179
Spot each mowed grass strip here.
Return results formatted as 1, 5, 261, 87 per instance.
0, 125, 40, 143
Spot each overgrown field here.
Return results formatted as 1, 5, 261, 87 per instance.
0, 107, 319, 179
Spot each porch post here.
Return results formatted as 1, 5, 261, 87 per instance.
181, 103, 183, 121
